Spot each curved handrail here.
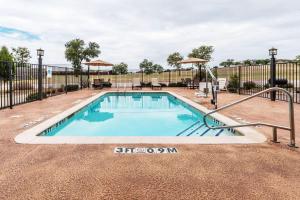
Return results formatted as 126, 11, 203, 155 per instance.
203, 87, 296, 147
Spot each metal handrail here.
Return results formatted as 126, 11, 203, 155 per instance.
203, 87, 297, 148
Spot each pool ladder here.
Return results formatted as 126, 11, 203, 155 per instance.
203, 87, 297, 148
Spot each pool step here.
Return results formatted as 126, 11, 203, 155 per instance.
177, 123, 226, 137
176, 121, 202, 136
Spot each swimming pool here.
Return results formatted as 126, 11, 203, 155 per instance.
41, 92, 236, 137
15, 91, 266, 144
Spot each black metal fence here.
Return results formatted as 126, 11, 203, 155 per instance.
1, 60, 300, 109
0, 61, 88, 109
216, 62, 300, 103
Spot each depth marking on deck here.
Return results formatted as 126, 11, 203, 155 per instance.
114, 147, 178, 154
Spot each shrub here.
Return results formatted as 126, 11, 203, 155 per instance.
175, 82, 187, 87
46, 88, 56, 95
65, 84, 79, 92
168, 82, 187, 87
57, 88, 64, 93
168, 83, 177, 87
268, 78, 288, 86
243, 81, 256, 90
227, 74, 239, 93
264, 83, 270, 88
102, 82, 112, 87
141, 82, 151, 87
275, 79, 288, 86
26, 92, 47, 101
267, 79, 293, 88
280, 83, 294, 88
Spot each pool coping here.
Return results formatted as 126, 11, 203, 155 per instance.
15, 91, 266, 144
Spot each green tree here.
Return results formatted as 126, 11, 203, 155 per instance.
253, 59, 269, 65
0, 46, 14, 80
152, 64, 164, 74
65, 39, 100, 75
295, 55, 300, 63
139, 59, 154, 75
12, 47, 31, 63
220, 59, 235, 67
112, 62, 128, 75
227, 74, 239, 93
188, 45, 214, 62
243, 59, 252, 65
139, 59, 164, 75
167, 52, 183, 75
234, 61, 242, 65
188, 45, 214, 81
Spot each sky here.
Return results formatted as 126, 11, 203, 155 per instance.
0, 0, 300, 69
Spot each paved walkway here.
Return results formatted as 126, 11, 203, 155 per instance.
0, 88, 299, 199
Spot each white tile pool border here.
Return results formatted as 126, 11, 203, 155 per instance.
15, 91, 266, 144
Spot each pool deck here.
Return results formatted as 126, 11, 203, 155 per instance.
0, 88, 300, 199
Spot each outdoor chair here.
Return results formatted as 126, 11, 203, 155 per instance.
188, 79, 199, 89
92, 79, 103, 89
132, 78, 142, 90
151, 78, 162, 90
101, 78, 111, 88
184, 78, 192, 89
217, 78, 227, 91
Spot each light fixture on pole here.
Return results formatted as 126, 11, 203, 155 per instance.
269, 47, 277, 56
37, 48, 44, 57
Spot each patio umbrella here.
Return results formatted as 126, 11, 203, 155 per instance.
178, 57, 208, 81
83, 59, 114, 87
83, 59, 113, 67
179, 57, 208, 96
178, 57, 207, 65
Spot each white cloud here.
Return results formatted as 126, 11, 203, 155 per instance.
0, 0, 299, 68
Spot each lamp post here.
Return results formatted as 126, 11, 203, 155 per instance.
269, 47, 277, 101
37, 48, 44, 100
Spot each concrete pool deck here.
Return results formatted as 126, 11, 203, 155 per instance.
0, 88, 300, 199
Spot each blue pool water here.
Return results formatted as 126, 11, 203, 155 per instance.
41, 92, 237, 137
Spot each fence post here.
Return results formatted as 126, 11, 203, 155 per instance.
238, 65, 241, 95
38, 56, 43, 100
80, 68, 83, 90
214, 66, 218, 79
87, 65, 90, 88
65, 67, 68, 94
142, 70, 144, 83
191, 68, 194, 79
168, 70, 171, 84
199, 65, 202, 81
8, 62, 13, 109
